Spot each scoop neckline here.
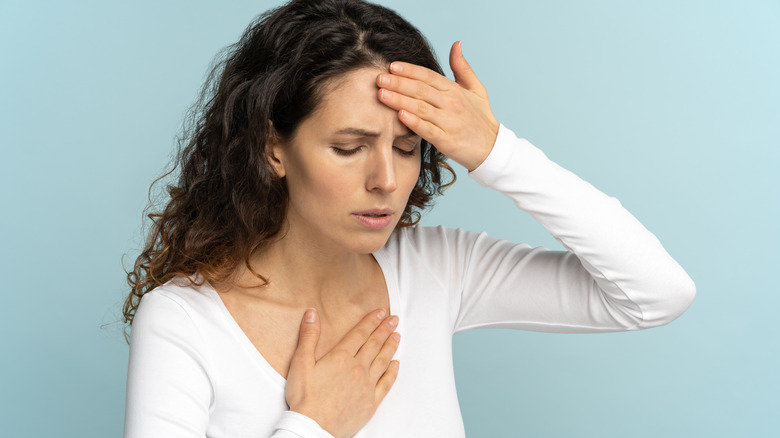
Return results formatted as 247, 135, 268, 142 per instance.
201, 250, 402, 388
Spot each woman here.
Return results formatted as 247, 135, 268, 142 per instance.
123, 0, 696, 437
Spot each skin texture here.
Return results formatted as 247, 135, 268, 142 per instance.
242, 66, 421, 438
269, 67, 423, 257
377, 41, 499, 171
244, 42, 499, 438
286, 308, 401, 438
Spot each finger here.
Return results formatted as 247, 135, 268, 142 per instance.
335, 308, 386, 356
369, 331, 400, 380
397, 109, 446, 147
290, 308, 320, 370
389, 61, 452, 92
355, 315, 398, 364
377, 73, 446, 109
374, 360, 400, 404
378, 88, 442, 126
449, 41, 486, 96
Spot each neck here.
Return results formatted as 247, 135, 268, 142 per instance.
232, 222, 379, 318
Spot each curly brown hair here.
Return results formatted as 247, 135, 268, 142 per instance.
123, 0, 455, 328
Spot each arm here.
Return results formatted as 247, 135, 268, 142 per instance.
458, 124, 694, 332
124, 291, 335, 438
125, 290, 400, 438
378, 42, 695, 333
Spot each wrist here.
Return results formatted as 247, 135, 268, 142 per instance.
276, 410, 335, 438
465, 120, 500, 172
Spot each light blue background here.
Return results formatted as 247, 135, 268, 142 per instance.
1, 0, 777, 436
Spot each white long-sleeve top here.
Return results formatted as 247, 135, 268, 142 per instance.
123, 125, 696, 437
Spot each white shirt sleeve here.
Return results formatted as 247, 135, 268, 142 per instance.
124, 291, 334, 438
436, 124, 696, 333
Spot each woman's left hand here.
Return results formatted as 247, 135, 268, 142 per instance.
377, 41, 500, 171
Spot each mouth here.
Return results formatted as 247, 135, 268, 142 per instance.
352, 208, 394, 229
353, 208, 394, 217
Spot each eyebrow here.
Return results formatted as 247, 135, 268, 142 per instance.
333, 128, 419, 139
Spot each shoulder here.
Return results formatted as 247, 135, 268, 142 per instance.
132, 277, 221, 340
137, 277, 208, 313
382, 224, 461, 252
378, 225, 489, 268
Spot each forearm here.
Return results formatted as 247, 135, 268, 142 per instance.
467, 124, 696, 330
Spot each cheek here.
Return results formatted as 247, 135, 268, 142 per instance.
318, 172, 354, 201
286, 159, 351, 207
399, 159, 422, 195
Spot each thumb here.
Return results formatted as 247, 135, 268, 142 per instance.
291, 308, 320, 369
449, 41, 484, 94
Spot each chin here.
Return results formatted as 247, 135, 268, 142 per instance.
344, 230, 395, 254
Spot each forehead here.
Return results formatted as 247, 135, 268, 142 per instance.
303, 67, 412, 137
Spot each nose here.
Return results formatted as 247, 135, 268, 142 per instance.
366, 147, 397, 193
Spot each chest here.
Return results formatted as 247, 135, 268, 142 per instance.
206, 325, 464, 438
202, 256, 466, 437
205, 293, 464, 438
220, 286, 390, 380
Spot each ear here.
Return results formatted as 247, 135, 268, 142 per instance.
266, 122, 286, 178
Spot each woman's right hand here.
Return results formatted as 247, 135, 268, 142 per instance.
285, 308, 401, 438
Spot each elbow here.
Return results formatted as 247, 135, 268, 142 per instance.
641, 271, 697, 329
667, 273, 696, 323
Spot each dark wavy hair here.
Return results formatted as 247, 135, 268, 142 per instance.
123, 0, 455, 327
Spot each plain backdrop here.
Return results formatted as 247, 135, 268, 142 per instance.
1, 0, 778, 437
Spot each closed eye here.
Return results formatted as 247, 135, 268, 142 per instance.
331, 146, 362, 156
394, 146, 417, 157
394, 138, 420, 157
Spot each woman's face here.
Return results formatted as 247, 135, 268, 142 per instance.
270, 67, 422, 255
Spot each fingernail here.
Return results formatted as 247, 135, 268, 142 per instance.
392, 332, 401, 342
377, 309, 386, 319
388, 316, 398, 328
390, 62, 402, 73
379, 89, 391, 100
377, 74, 389, 86
304, 308, 317, 323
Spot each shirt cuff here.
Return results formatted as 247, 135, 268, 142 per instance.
273, 411, 335, 437
468, 123, 538, 188
469, 124, 550, 192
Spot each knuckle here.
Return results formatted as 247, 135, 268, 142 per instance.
352, 328, 371, 343
384, 334, 398, 348
332, 350, 350, 366
351, 364, 366, 381
380, 348, 397, 363
303, 323, 321, 334
377, 342, 393, 358
378, 370, 397, 392
449, 97, 464, 112
298, 329, 316, 339
387, 363, 399, 379
364, 336, 382, 352
415, 84, 428, 100
376, 380, 389, 395
388, 335, 400, 349
373, 353, 389, 370
355, 323, 376, 338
